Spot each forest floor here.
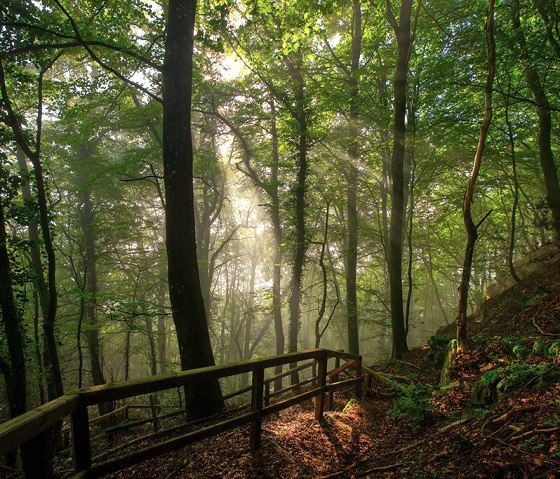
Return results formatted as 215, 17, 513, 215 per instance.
64, 252, 560, 479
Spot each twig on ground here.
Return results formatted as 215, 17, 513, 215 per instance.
356, 462, 404, 476
532, 318, 560, 336
510, 426, 560, 441
318, 457, 370, 479
386, 418, 471, 455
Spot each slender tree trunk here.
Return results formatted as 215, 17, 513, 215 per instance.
124, 328, 131, 381
504, 100, 521, 282
163, 0, 223, 417
511, 0, 560, 242
0, 61, 63, 401
157, 314, 167, 375
0, 185, 27, 419
145, 317, 158, 376
269, 101, 285, 391
16, 151, 46, 402
457, 0, 495, 348
0, 184, 46, 477
80, 188, 106, 386
346, 0, 362, 355
241, 247, 258, 387
287, 57, 308, 385
386, 0, 413, 358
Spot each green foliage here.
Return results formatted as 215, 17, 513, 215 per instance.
472, 363, 554, 405
473, 406, 491, 419
502, 337, 529, 358
502, 337, 560, 362
341, 397, 359, 413
387, 384, 436, 425
519, 293, 547, 309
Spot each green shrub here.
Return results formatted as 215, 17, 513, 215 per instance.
387, 384, 436, 425
472, 363, 554, 405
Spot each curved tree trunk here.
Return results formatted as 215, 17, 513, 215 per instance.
457, 0, 495, 349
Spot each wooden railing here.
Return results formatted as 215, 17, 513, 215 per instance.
0, 349, 362, 479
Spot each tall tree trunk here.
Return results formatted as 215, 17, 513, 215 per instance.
0, 60, 63, 401
346, 0, 362, 355
157, 286, 168, 376
457, 0, 495, 348
511, 0, 560, 242
0, 185, 27, 419
386, 0, 413, 358
163, 0, 223, 417
241, 245, 258, 387
269, 101, 285, 391
80, 188, 106, 386
504, 98, 521, 282
0, 183, 44, 477
286, 55, 308, 385
16, 151, 46, 402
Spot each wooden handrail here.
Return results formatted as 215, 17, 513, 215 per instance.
0, 394, 79, 454
0, 348, 362, 478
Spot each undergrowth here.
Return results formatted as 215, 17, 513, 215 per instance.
386, 384, 437, 425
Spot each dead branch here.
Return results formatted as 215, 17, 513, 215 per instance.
491, 405, 539, 425
532, 318, 560, 336
318, 457, 370, 479
386, 418, 471, 455
510, 426, 560, 441
357, 462, 404, 476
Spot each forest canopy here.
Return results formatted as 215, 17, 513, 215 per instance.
0, 0, 559, 424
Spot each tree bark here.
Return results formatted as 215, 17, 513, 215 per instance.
16, 150, 46, 402
511, 0, 560, 242
346, 0, 362, 355
269, 101, 285, 391
386, 0, 413, 358
0, 59, 63, 401
457, 0, 495, 348
0, 184, 27, 419
286, 54, 308, 385
163, 0, 223, 417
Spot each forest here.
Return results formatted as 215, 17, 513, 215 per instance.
1, 0, 560, 477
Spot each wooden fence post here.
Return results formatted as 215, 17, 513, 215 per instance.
264, 382, 270, 407
149, 394, 159, 433
250, 367, 264, 449
355, 355, 363, 398
21, 428, 54, 479
71, 401, 91, 473
314, 351, 327, 420
327, 355, 341, 411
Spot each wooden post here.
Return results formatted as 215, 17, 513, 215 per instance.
250, 368, 264, 449
21, 428, 54, 479
355, 355, 363, 398
264, 382, 270, 407
71, 402, 91, 473
149, 394, 159, 433
314, 351, 327, 420
327, 355, 341, 411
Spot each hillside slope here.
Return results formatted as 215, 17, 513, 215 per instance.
103, 251, 560, 479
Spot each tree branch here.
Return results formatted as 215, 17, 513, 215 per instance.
52, 0, 162, 103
